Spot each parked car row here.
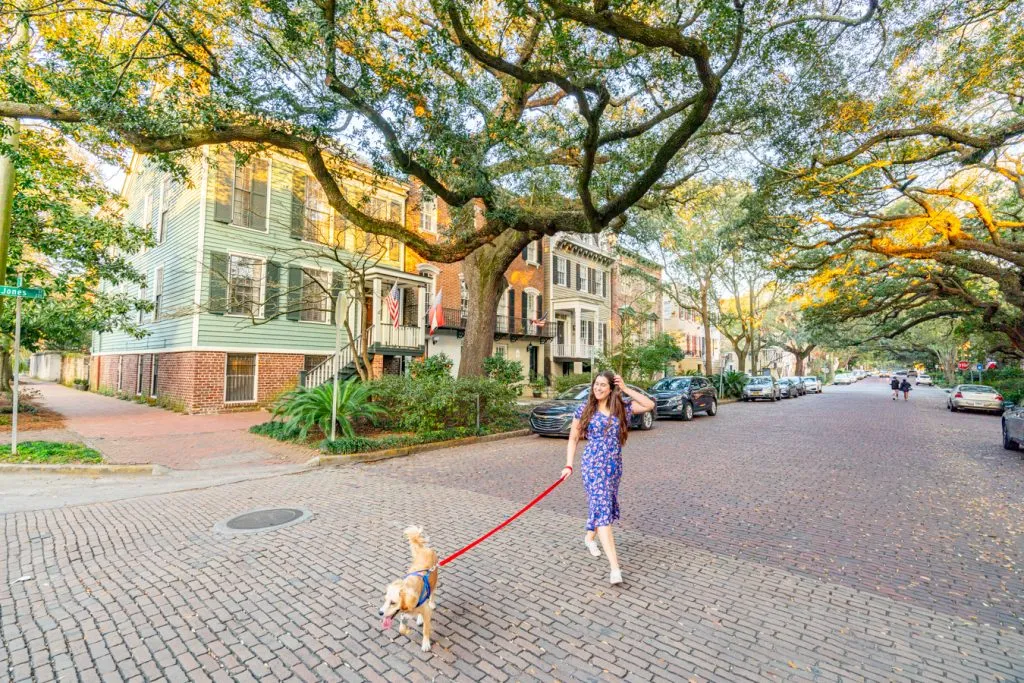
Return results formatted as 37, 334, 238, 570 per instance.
530, 374, 728, 437
741, 376, 822, 402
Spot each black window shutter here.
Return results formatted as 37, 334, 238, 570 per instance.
251, 159, 269, 226
508, 289, 515, 320
330, 272, 344, 324
536, 241, 542, 266
264, 261, 281, 319
602, 271, 608, 297
286, 267, 303, 320
521, 245, 528, 261
537, 295, 543, 319
208, 252, 228, 314
552, 254, 559, 283
575, 263, 581, 290
521, 291, 528, 327
290, 170, 306, 239
213, 151, 233, 224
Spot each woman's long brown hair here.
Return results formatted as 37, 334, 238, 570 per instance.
577, 371, 629, 446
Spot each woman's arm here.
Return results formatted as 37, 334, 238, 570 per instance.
562, 419, 580, 478
615, 374, 655, 414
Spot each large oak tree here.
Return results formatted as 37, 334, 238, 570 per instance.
0, 0, 888, 375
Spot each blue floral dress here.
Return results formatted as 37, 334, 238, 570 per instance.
574, 402, 632, 531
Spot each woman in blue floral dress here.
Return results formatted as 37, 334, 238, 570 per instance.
562, 371, 655, 585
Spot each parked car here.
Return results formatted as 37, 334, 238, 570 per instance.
1002, 403, 1023, 452
648, 376, 718, 421
908, 370, 918, 378
742, 376, 780, 402
894, 370, 909, 380
879, 370, 891, 378
916, 374, 933, 386
777, 378, 799, 398
784, 377, 807, 396
946, 384, 1005, 415
833, 373, 854, 385
529, 384, 656, 436
801, 376, 822, 393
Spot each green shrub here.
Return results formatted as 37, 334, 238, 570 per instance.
249, 421, 304, 441
992, 378, 1024, 404
484, 355, 525, 387
708, 371, 748, 399
367, 371, 521, 433
0, 441, 102, 464
272, 380, 383, 440
409, 353, 453, 380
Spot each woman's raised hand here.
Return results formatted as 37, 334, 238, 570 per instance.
613, 374, 625, 390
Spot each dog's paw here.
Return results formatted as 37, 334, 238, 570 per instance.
421, 639, 431, 652
398, 623, 411, 636
416, 614, 423, 625
428, 601, 436, 609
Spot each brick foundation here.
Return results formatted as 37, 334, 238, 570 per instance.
93, 351, 305, 414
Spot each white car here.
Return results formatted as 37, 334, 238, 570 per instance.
801, 376, 822, 393
833, 373, 854, 385
916, 374, 933, 386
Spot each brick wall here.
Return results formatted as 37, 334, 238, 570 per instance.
256, 353, 303, 405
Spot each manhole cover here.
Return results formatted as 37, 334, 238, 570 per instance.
214, 507, 313, 536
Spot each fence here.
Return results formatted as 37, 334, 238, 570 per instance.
29, 352, 90, 384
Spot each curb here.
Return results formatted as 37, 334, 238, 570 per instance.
0, 463, 169, 476
306, 429, 534, 468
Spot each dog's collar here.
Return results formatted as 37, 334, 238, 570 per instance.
405, 568, 434, 608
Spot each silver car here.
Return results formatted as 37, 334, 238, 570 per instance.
946, 384, 1005, 415
801, 376, 822, 393
742, 377, 780, 402
1003, 404, 1024, 452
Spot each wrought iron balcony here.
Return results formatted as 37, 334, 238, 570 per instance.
424, 308, 554, 339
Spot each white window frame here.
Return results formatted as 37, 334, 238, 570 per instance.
525, 241, 540, 266
224, 353, 259, 405
299, 268, 333, 324
524, 287, 540, 322
152, 266, 164, 321
229, 158, 271, 234
580, 266, 590, 294
156, 177, 170, 243
150, 354, 159, 398
225, 252, 267, 319
420, 192, 437, 234
555, 257, 568, 286
303, 175, 333, 245
495, 344, 508, 358
138, 280, 148, 324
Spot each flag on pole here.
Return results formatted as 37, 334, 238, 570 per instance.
530, 314, 547, 329
385, 282, 401, 329
429, 290, 445, 335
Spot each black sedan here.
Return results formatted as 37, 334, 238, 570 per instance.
648, 376, 718, 421
529, 384, 656, 437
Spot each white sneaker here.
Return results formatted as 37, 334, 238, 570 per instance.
609, 569, 623, 585
585, 536, 601, 557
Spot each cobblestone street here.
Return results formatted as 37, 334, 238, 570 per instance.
2, 379, 1022, 681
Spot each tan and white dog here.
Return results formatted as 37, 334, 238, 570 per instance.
379, 526, 439, 651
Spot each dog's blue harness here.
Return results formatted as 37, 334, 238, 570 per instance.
406, 568, 434, 608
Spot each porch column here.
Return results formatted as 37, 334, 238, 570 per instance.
372, 278, 382, 327
574, 305, 582, 355
417, 286, 426, 328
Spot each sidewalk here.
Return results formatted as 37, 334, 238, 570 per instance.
17, 381, 313, 470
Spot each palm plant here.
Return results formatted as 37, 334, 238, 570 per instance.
272, 380, 383, 440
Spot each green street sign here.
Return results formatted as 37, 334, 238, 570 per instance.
0, 285, 44, 299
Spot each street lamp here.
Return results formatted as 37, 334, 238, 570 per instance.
330, 286, 350, 442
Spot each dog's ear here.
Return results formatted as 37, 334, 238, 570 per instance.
399, 583, 418, 611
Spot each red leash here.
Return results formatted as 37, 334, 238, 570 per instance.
439, 469, 570, 567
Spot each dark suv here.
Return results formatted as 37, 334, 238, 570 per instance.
648, 376, 719, 421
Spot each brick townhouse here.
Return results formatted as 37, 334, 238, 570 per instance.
609, 245, 664, 349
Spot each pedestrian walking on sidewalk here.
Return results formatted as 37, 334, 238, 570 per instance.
900, 378, 912, 401
562, 371, 654, 586
891, 376, 901, 400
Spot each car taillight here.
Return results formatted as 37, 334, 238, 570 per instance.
995, 394, 1003, 402
954, 392, 963, 399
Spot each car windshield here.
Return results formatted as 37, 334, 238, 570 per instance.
803, 377, 817, 382
747, 378, 771, 385
961, 385, 997, 394
650, 377, 691, 391
556, 385, 590, 400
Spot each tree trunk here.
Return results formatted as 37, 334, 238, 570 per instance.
794, 353, 806, 376
458, 228, 532, 378
700, 284, 713, 375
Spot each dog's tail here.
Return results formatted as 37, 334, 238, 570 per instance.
403, 525, 429, 550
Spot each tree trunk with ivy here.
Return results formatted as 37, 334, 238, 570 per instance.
459, 229, 533, 378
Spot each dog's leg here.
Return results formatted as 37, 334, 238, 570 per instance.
420, 609, 432, 652
416, 613, 423, 626
398, 614, 410, 636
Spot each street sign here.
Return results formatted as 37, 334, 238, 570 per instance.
0, 285, 43, 299
976, 363, 983, 371
958, 361, 970, 370
986, 360, 997, 370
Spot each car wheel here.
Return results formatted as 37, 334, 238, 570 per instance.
707, 399, 718, 416
950, 402, 958, 412
770, 394, 777, 402
641, 411, 654, 430
681, 401, 694, 421
1003, 421, 1020, 451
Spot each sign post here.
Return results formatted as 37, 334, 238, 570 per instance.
0, 278, 44, 456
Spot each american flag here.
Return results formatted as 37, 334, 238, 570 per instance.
385, 282, 401, 329
429, 290, 445, 335
530, 314, 547, 329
